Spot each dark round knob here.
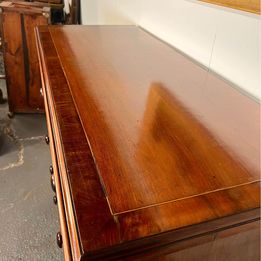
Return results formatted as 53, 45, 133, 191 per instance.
50, 175, 56, 192
56, 232, 63, 248
49, 165, 53, 175
53, 195, 57, 205
45, 135, 50, 145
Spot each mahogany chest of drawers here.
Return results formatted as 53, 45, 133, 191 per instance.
35, 25, 260, 260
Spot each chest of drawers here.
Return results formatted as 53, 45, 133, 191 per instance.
36, 25, 260, 260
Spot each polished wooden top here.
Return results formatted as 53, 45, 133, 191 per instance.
36, 25, 260, 258
49, 25, 260, 212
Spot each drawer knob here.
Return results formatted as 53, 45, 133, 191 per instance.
56, 232, 63, 248
53, 195, 57, 205
50, 175, 56, 192
49, 165, 53, 175
45, 135, 50, 145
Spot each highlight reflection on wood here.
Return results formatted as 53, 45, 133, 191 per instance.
201, 0, 260, 14
137, 83, 259, 205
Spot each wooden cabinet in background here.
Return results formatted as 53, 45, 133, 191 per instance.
0, 1, 51, 114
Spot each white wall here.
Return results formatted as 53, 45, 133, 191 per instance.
81, 0, 261, 100
81, 0, 140, 25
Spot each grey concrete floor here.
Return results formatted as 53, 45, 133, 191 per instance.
0, 80, 63, 260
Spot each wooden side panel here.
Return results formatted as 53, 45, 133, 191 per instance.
24, 13, 47, 109
2, 11, 27, 112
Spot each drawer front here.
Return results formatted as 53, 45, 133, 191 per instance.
45, 91, 72, 261
38, 42, 72, 261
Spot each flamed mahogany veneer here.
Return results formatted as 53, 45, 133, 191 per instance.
35, 25, 260, 260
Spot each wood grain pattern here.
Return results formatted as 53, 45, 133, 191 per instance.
1, 10, 26, 112
201, 0, 260, 14
36, 25, 260, 260
0, 2, 50, 113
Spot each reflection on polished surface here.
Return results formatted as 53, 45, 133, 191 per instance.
49, 26, 260, 214
137, 83, 259, 209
